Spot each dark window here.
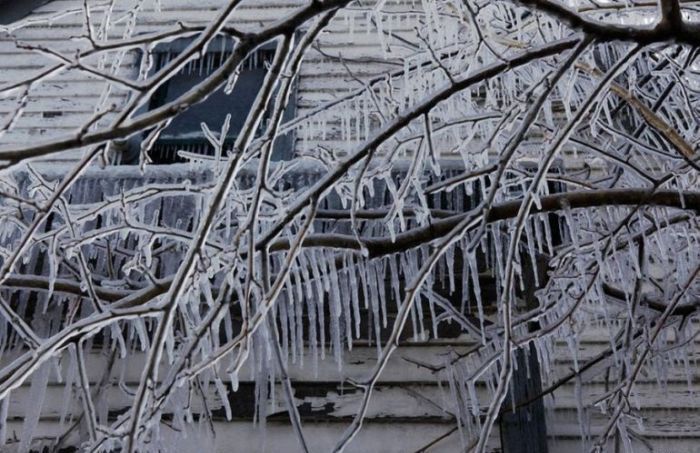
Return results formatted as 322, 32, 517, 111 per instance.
123, 36, 295, 164
0, 0, 49, 25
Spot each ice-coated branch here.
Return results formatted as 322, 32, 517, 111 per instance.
0, 1, 698, 451
514, 0, 700, 44
266, 189, 700, 257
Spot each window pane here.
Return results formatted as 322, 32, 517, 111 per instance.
145, 38, 283, 164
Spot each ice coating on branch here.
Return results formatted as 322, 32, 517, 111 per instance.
0, 1, 697, 452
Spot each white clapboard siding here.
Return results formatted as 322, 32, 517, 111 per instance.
3, 337, 700, 450
1, 420, 500, 453
0, 0, 435, 156
0, 1, 698, 452
5, 372, 699, 416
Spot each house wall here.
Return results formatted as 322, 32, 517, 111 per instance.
0, 1, 698, 452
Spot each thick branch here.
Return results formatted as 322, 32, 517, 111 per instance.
515, 0, 700, 44
2, 274, 129, 302
602, 282, 699, 315
259, 37, 582, 247
268, 188, 700, 257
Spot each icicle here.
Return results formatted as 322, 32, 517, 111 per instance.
533, 215, 545, 254
214, 376, 232, 421
19, 362, 50, 452
492, 227, 505, 291
134, 319, 150, 351
561, 202, 579, 252
376, 259, 388, 329
47, 238, 58, 300
305, 277, 318, 374
389, 254, 402, 311
348, 256, 361, 339
467, 252, 485, 344
340, 257, 353, 351
426, 288, 438, 340
327, 252, 342, 367
467, 378, 479, 417
366, 261, 382, 350
297, 252, 315, 303
0, 397, 7, 448
307, 250, 326, 306
524, 220, 539, 287
229, 370, 239, 392
459, 240, 470, 314
294, 273, 305, 366
445, 245, 456, 294
401, 253, 420, 342
279, 292, 290, 362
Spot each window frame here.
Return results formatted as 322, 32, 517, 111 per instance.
120, 35, 298, 165
0, 0, 49, 25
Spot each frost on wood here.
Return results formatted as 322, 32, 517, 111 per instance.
0, 0, 698, 452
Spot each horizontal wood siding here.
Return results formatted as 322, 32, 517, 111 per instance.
0, 1, 697, 452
